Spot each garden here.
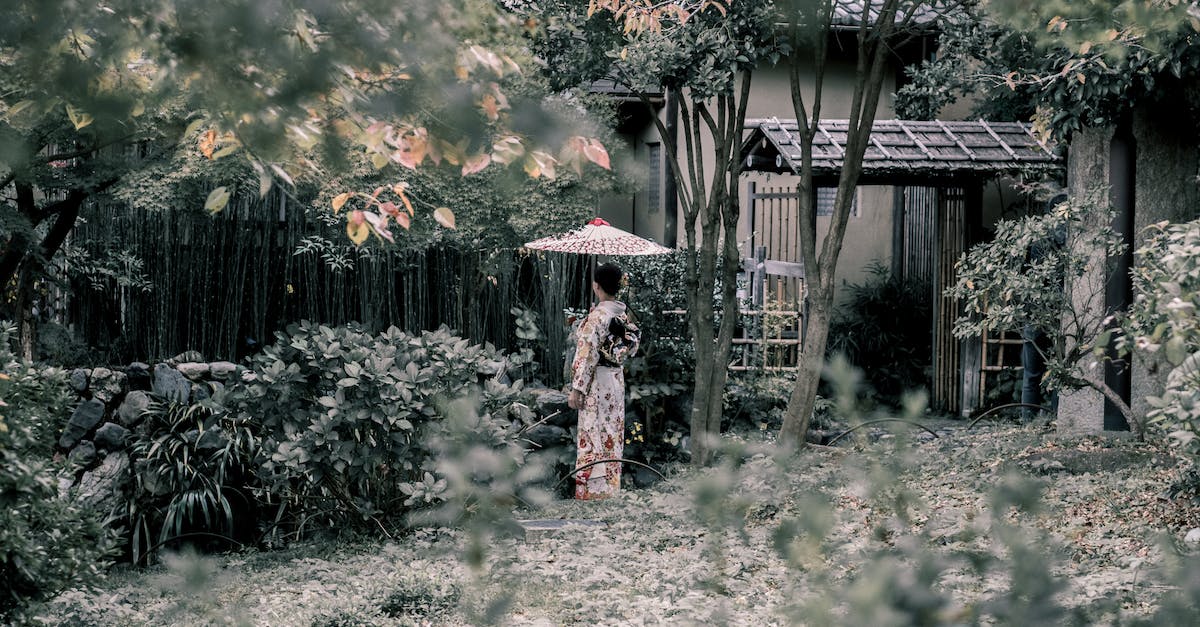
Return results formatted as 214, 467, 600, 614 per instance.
4, 1, 1200, 625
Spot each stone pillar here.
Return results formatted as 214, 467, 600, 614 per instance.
1129, 102, 1200, 420
1057, 125, 1116, 434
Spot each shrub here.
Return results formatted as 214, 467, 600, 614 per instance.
621, 253, 695, 463
0, 322, 114, 621
827, 262, 932, 405
125, 395, 260, 563
222, 321, 534, 532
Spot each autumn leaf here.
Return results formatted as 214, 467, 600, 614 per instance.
524, 150, 557, 180
582, 138, 611, 170
347, 210, 370, 246
66, 104, 93, 130
332, 192, 352, 213
462, 153, 491, 175
362, 211, 394, 243
395, 212, 411, 230
433, 207, 456, 229
205, 186, 231, 214
371, 151, 389, 170
491, 136, 525, 165
481, 94, 500, 121
199, 129, 217, 159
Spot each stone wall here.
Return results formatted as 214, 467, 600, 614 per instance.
57, 354, 246, 515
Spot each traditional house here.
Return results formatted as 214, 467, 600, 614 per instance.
592, 6, 1065, 415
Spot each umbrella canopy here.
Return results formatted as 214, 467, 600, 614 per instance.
523, 218, 673, 256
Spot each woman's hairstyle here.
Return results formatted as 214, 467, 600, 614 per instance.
594, 262, 624, 296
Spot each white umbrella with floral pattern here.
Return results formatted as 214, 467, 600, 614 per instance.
523, 217, 673, 256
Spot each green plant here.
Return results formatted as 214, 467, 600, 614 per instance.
826, 262, 932, 405
0, 322, 114, 621
126, 395, 260, 564
223, 321, 534, 534
950, 190, 1139, 432
621, 252, 696, 463
1127, 217, 1200, 453
723, 373, 794, 432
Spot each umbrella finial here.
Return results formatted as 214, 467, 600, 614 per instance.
588, 217, 610, 226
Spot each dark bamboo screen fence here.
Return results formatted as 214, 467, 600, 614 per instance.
66, 191, 591, 386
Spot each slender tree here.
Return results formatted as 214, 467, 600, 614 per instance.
776, 0, 960, 449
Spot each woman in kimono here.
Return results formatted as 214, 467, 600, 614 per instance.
568, 263, 639, 500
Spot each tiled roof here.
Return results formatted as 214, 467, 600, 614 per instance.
742, 118, 1062, 180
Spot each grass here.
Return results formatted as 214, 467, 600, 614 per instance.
29, 423, 1200, 626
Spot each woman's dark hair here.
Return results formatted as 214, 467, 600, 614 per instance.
594, 262, 624, 296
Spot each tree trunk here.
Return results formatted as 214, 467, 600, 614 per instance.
15, 264, 36, 361
779, 285, 833, 449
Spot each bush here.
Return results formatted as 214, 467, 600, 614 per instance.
125, 395, 260, 563
621, 253, 695, 463
827, 262, 932, 405
0, 322, 114, 621
221, 321, 534, 532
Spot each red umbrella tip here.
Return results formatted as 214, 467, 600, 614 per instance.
588, 217, 610, 226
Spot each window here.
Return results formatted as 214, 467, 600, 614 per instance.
815, 186, 858, 217
647, 142, 662, 213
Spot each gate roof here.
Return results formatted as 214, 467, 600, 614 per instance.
742, 118, 1063, 184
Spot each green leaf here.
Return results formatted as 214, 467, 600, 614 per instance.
205, 186, 231, 214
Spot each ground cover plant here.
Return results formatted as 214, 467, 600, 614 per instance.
25, 412, 1200, 625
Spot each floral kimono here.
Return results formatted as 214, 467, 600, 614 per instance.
570, 300, 639, 500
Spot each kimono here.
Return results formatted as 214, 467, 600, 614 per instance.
570, 300, 638, 500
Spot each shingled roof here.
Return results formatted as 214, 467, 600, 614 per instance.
742, 118, 1062, 182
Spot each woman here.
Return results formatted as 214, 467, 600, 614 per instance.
568, 262, 639, 500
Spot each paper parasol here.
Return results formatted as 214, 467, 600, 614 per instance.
523, 218, 673, 256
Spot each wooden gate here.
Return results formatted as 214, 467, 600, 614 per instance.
740, 183, 805, 371
899, 185, 974, 414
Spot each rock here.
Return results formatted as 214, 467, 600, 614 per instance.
138, 465, 172, 497
117, 390, 152, 426
152, 363, 190, 403
523, 424, 569, 450
69, 440, 97, 466
59, 399, 106, 449
69, 368, 91, 393
534, 389, 570, 415
89, 367, 127, 405
167, 350, 203, 366
191, 383, 211, 401
177, 362, 210, 380
126, 362, 152, 391
208, 361, 238, 380
632, 465, 664, 488
514, 519, 607, 540
93, 422, 131, 453
74, 452, 131, 515
1186, 528, 1200, 544
196, 427, 228, 452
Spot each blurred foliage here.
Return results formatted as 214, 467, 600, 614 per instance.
0, 322, 114, 621
827, 262, 932, 406
1127, 217, 1200, 454
901, 0, 1200, 140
